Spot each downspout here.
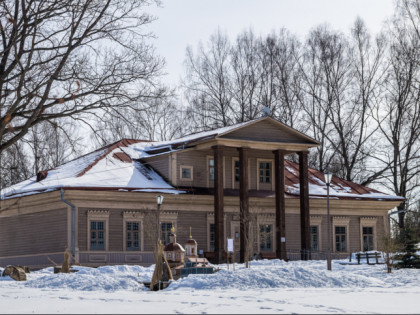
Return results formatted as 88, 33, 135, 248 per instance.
61, 188, 76, 258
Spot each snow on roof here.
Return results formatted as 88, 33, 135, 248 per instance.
283, 160, 404, 201
0, 122, 403, 202
1, 139, 180, 199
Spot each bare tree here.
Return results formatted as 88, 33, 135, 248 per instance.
373, 16, 420, 229
93, 96, 188, 146
0, 0, 165, 153
183, 29, 233, 129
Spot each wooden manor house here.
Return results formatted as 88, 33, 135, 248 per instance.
0, 116, 403, 268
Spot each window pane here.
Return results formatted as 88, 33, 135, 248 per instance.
182, 168, 191, 179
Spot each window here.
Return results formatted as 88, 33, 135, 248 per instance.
209, 223, 215, 251
259, 162, 271, 183
123, 211, 144, 252
161, 222, 173, 245
335, 226, 346, 252
87, 210, 109, 251
363, 227, 374, 251
181, 166, 192, 180
126, 222, 140, 251
259, 224, 272, 252
234, 160, 240, 182
360, 217, 377, 252
310, 226, 319, 251
90, 221, 105, 250
209, 158, 215, 181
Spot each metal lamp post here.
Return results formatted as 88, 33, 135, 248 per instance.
156, 195, 164, 242
324, 172, 332, 271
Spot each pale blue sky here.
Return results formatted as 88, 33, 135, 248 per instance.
147, 0, 396, 87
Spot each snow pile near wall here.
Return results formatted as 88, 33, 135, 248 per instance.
2, 258, 419, 292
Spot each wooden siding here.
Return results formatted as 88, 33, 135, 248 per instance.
220, 119, 309, 143
142, 155, 169, 181
0, 208, 67, 257
176, 150, 212, 187
176, 211, 207, 253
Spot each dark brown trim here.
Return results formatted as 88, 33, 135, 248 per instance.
274, 150, 287, 260
238, 148, 249, 263
298, 151, 310, 260
213, 145, 225, 264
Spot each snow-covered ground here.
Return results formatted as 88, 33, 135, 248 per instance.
1, 258, 419, 314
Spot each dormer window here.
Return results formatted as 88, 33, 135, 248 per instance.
180, 166, 193, 181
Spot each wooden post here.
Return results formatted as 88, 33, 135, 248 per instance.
298, 151, 310, 260
213, 145, 225, 264
238, 148, 249, 264
274, 150, 287, 261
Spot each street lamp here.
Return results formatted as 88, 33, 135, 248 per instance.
156, 195, 164, 241
324, 172, 332, 271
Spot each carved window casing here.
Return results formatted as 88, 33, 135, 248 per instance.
360, 217, 377, 251
87, 210, 110, 251
310, 216, 323, 251
332, 216, 350, 253
122, 211, 144, 252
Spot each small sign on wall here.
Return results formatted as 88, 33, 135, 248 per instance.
281, 237, 286, 243
227, 238, 234, 252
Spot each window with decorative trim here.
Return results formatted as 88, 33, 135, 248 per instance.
362, 227, 374, 251
332, 216, 350, 253
335, 226, 347, 252
123, 211, 144, 252
310, 216, 322, 251
90, 221, 105, 250
360, 217, 377, 252
87, 210, 110, 251
126, 222, 140, 250
180, 165, 193, 181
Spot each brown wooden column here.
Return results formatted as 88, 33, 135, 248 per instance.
213, 145, 225, 264
238, 147, 249, 263
298, 151, 310, 260
274, 150, 287, 260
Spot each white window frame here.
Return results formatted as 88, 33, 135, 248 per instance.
87, 210, 110, 251
256, 158, 274, 191
123, 211, 144, 252
180, 165, 193, 181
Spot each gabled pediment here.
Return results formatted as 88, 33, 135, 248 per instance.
218, 117, 319, 145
